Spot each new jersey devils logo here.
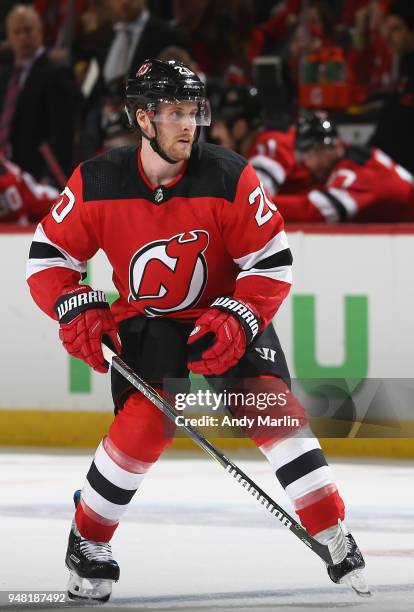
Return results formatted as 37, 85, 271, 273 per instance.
136, 62, 151, 76
129, 230, 209, 316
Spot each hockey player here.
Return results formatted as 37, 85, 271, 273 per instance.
26, 60, 369, 602
210, 85, 316, 197
276, 111, 414, 223
0, 157, 58, 224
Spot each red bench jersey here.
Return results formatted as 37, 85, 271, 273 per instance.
276, 146, 414, 223
0, 157, 58, 223
247, 127, 314, 197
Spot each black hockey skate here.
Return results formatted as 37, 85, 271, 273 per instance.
325, 521, 370, 597
66, 491, 119, 603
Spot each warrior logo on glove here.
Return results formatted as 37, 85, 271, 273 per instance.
55, 286, 121, 373
128, 230, 209, 316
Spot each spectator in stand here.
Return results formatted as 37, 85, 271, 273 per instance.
254, 0, 282, 26
371, 0, 414, 175
347, 0, 394, 103
276, 111, 414, 223
170, 0, 209, 34
172, 0, 265, 85
72, 0, 116, 161
210, 85, 315, 196
101, 0, 188, 88
74, 0, 115, 75
259, 0, 302, 54
0, 0, 31, 41
341, 0, 385, 28
259, 0, 344, 56
33, 0, 88, 51
286, 1, 345, 91
0, 156, 58, 224
0, 5, 80, 182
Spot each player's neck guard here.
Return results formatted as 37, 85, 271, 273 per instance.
142, 123, 199, 165
149, 136, 179, 165
139, 124, 180, 165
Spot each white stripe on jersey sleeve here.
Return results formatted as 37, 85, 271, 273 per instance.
237, 265, 292, 284
308, 190, 340, 223
395, 164, 414, 184
26, 222, 87, 280
249, 154, 287, 194
233, 230, 290, 270
375, 148, 414, 183
255, 169, 277, 197
22, 172, 59, 199
375, 149, 393, 168
327, 188, 358, 217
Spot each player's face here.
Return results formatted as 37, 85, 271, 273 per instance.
301, 145, 339, 181
153, 101, 198, 162
386, 15, 414, 54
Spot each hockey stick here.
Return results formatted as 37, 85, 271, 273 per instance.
102, 342, 333, 565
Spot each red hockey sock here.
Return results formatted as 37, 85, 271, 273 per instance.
295, 489, 345, 536
108, 391, 176, 462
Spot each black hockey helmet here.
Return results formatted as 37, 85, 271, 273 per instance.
125, 59, 210, 163
126, 59, 210, 127
295, 111, 338, 153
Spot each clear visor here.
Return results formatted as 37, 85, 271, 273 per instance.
145, 98, 211, 127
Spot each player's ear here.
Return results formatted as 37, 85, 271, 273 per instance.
136, 109, 155, 136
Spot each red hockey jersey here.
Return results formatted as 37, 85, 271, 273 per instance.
0, 158, 58, 224
276, 146, 414, 223
26, 144, 292, 327
246, 127, 314, 197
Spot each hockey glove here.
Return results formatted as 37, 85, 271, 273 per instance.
55, 286, 121, 373
187, 297, 261, 375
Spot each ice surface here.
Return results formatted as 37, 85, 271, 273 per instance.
1, 450, 413, 611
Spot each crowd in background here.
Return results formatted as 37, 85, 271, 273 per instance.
0, 0, 414, 224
